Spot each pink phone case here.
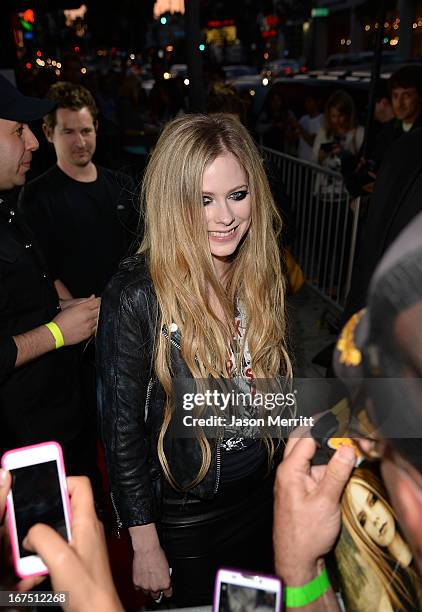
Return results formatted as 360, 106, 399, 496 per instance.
1, 441, 71, 579
213, 567, 283, 612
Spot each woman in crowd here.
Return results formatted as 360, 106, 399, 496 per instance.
313, 89, 364, 171
96, 113, 291, 606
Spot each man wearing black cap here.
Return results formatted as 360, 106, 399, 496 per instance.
273, 212, 422, 610
0, 75, 100, 474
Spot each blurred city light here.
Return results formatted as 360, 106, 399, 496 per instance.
199, 43, 205, 51
160, 16, 167, 25
184, 78, 189, 85
22, 9, 35, 23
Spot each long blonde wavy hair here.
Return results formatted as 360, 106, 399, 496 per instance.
139, 113, 291, 489
341, 468, 422, 611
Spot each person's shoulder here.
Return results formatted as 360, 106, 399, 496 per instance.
103, 253, 155, 306
377, 118, 398, 140
97, 165, 137, 191
354, 125, 365, 143
24, 165, 62, 198
314, 124, 327, 141
379, 125, 422, 171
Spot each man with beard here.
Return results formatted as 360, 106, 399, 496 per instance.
21, 82, 138, 299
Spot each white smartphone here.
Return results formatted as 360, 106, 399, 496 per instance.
1, 441, 72, 579
213, 568, 283, 612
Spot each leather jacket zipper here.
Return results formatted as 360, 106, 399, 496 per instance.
161, 326, 181, 350
214, 437, 222, 494
110, 491, 123, 538
111, 379, 154, 536
144, 377, 154, 421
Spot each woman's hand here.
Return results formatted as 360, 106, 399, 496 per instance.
130, 524, 173, 601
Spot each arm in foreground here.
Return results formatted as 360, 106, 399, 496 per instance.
22, 477, 124, 612
273, 437, 356, 611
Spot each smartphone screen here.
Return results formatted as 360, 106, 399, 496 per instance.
11, 460, 67, 558
217, 581, 278, 611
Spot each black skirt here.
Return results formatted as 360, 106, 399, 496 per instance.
159, 469, 275, 607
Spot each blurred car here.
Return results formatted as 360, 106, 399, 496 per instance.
170, 63, 188, 78
261, 59, 301, 79
324, 50, 401, 70
222, 65, 259, 81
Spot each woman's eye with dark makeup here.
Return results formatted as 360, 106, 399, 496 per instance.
358, 511, 366, 527
229, 190, 249, 201
368, 493, 376, 507
202, 196, 212, 206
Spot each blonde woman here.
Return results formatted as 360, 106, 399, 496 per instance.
97, 114, 290, 606
312, 90, 364, 168
336, 468, 422, 612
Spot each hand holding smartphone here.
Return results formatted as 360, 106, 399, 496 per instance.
213, 568, 282, 612
1, 441, 71, 579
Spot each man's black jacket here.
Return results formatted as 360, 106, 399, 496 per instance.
0, 189, 84, 451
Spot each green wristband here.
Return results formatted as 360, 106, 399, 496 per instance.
45, 321, 65, 349
284, 566, 330, 608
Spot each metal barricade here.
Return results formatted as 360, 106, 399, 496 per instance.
261, 146, 361, 311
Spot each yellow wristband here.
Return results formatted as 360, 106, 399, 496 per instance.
45, 321, 65, 349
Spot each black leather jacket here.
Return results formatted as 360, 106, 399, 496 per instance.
96, 255, 220, 529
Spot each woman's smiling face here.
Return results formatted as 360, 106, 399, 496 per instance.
202, 152, 251, 278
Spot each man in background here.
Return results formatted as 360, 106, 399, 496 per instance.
372, 64, 422, 167
22, 81, 138, 300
